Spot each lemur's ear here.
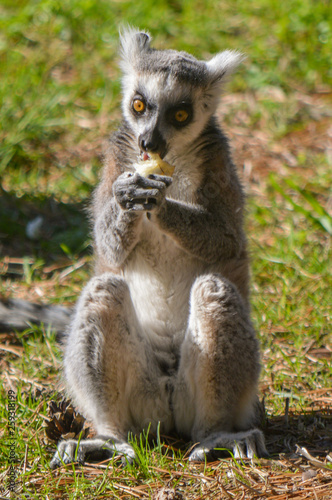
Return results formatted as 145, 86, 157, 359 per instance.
202, 50, 244, 108
119, 25, 151, 72
206, 50, 244, 85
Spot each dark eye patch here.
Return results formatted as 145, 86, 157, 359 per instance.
166, 102, 193, 128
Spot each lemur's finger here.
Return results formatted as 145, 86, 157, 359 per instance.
129, 172, 172, 189
147, 174, 173, 187
125, 188, 160, 201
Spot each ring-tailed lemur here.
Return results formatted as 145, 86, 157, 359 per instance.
49, 27, 267, 465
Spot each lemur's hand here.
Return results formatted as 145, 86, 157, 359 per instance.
113, 172, 172, 212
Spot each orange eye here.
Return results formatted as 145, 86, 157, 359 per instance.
133, 99, 145, 113
174, 109, 189, 122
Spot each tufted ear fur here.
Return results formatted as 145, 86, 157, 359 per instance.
119, 26, 151, 73
206, 50, 244, 85
202, 50, 244, 108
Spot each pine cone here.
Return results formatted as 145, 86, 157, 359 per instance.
44, 400, 89, 443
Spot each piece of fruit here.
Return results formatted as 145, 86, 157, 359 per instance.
134, 153, 175, 177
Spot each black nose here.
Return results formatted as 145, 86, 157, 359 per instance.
138, 128, 167, 157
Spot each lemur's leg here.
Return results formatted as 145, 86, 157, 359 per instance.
50, 273, 172, 468
173, 274, 267, 461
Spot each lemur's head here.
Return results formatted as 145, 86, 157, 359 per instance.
119, 26, 243, 159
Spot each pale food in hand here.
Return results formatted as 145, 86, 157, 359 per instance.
134, 153, 175, 177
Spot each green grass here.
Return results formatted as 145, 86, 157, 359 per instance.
1, 0, 331, 498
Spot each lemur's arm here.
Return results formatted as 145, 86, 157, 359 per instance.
149, 195, 245, 263
93, 193, 142, 269
92, 168, 144, 269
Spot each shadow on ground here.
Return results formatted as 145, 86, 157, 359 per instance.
0, 188, 91, 263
